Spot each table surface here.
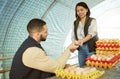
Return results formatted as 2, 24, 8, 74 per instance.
47, 62, 120, 79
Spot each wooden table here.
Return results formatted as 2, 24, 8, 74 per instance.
0, 57, 12, 73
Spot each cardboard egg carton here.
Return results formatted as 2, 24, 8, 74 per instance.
86, 54, 120, 69
55, 67, 104, 79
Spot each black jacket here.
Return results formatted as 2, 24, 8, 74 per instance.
9, 36, 54, 79
74, 17, 99, 52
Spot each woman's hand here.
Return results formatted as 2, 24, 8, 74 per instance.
78, 40, 84, 46
68, 41, 79, 52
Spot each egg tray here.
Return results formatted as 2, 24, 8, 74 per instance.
96, 51, 120, 55
86, 60, 119, 69
55, 69, 104, 79
86, 54, 120, 69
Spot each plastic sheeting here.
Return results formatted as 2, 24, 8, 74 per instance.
0, 0, 104, 79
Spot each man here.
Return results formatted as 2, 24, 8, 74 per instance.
9, 18, 79, 79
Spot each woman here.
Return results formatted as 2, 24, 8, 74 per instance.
71, 2, 99, 67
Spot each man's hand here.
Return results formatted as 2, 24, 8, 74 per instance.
64, 64, 71, 69
68, 41, 79, 52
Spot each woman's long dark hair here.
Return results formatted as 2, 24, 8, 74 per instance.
74, 2, 91, 40
75, 2, 91, 19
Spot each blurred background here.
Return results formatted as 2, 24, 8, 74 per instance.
0, 0, 120, 79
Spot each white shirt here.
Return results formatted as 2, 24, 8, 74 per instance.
71, 19, 98, 42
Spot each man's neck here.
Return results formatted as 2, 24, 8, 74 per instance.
29, 35, 41, 43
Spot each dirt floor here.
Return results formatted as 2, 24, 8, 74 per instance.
100, 62, 120, 79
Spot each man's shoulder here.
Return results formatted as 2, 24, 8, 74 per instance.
26, 47, 42, 51
23, 47, 46, 56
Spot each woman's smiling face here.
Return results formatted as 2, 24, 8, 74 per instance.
76, 6, 88, 18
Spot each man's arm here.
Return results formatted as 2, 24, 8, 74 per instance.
22, 46, 73, 73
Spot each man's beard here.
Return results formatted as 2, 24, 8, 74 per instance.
40, 35, 46, 41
